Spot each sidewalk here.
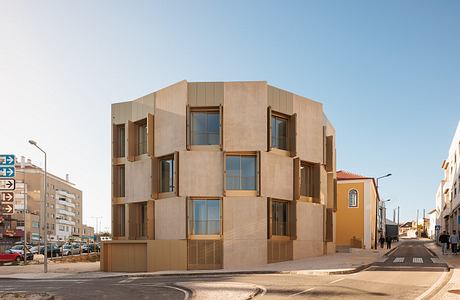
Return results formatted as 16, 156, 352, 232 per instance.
0, 243, 397, 280
425, 241, 460, 300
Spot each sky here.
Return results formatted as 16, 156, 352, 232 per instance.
0, 0, 459, 231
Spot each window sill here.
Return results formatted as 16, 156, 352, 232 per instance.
112, 197, 125, 204
190, 145, 221, 151
112, 157, 126, 165
224, 190, 257, 197
270, 235, 291, 241
189, 235, 222, 240
158, 191, 176, 199
270, 148, 290, 157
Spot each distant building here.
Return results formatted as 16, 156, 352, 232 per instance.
81, 225, 95, 242
427, 209, 438, 239
336, 171, 379, 249
102, 80, 337, 272
437, 121, 460, 234
0, 157, 83, 243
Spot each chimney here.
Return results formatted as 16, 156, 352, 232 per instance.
66, 174, 70, 182
21, 156, 25, 169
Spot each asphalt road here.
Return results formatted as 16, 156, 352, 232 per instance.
0, 240, 449, 300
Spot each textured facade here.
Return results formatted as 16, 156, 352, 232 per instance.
102, 80, 337, 272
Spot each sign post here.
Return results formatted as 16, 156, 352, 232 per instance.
0, 155, 15, 218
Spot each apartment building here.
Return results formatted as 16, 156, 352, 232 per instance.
336, 171, 378, 249
439, 121, 460, 234
5, 157, 83, 243
102, 80, 337, 272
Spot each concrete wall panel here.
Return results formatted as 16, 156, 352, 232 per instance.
293, 95, 324, 164
147, 240, 187, 271
188, 82, 224, 106
293, 240, 324, 259
155, 197, 186, 240
179, 151, 223, 197
155, 81, 188, 157
125, 158, 151, 203
296, 202, 324, 241
223, 82, 267, 151
268, 85, 293, 115
261, 152, 293, 200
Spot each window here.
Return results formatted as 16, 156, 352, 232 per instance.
113, 165, 125, 197
137, 120, 147, 155
16, 220, 25, 227
189, 199, 221, 236
140, 202, 147, 237
226, 155, 256, 190
191, 110, 220, 145
114, 124, 125, 157
160, 157, 174, 193
114, 204, 125, 236
349, 189, 358, 207
32, 222, 39, 228
271, 115, 288, 150
300, 163, 316, 197
272, 200, 289, 236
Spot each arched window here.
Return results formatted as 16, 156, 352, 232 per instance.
349, 189, 358, 208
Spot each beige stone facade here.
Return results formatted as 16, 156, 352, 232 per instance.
102, 81, 337, 272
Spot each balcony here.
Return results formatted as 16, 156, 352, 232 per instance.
58, 209, 76, 217
58, 200, 76, 208
57, 219, 76, 226
56, 189, 76, 200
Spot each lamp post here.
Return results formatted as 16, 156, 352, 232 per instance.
381, 199, 391, 237
374, 173, 392, 249
28, 140, 48, 273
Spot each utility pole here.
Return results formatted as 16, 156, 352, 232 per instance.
393, 208, 396, 223
416, 209, 419, 238
423, 208, 426, 235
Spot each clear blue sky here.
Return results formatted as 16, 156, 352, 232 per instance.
1, 0, 459, 230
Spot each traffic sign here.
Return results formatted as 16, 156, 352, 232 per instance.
0, 167, 15, 178
0, 192, 14, 202
1, 203, 13, 215
0, 179, 15, 190
0, 154, 14, 166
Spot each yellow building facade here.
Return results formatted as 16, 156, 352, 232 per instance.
336, 171, 378, 249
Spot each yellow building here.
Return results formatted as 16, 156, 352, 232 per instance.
336, 171, 378, 249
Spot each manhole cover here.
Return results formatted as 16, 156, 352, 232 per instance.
448, 289, 460, 294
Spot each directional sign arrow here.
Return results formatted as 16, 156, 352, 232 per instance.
1, 204, 13, 214
0, 192, 14, 202
0, 179, 15, 190
0, 167, 15, 177
0, 155, 15, 166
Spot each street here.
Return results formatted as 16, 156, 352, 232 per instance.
0, 240, 450, 299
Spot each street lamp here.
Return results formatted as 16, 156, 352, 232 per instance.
28, 139, 48, 273
374, 173, 392, 249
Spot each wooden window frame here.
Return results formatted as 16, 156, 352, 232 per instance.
300, 161, 320, 203
187, 105, 223, 151
223, 151, 260, 197
267, 107, 297, 157
113, 123, 126, 158
268, 198, 296, 241
112, 164, 125, 198
158, 154, 176, 198
187, 197, 223, 240
348, 189, 359, 208
135, 118, 148, 156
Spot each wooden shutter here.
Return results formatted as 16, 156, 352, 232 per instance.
267, 198, 272, 239
313, 164, 321, 203
223, 153, 227, 197
147, 113, 154, 157
326, 136, 334, 172
333, 178, 338, 212
267, 106, 272, 152
175, 151, 180, 197
186, 197, 191, 238
256, 151, 261, 197
322, 126, 327, 164
112, 124, 117, 158
219, 104, 223, 150
127, 120, 135, 162
290, 201, 297, 240
186, 105, 191, 150
147, 200, 155, 240
151, 158, 159, 199
325, 208, 333, 242
293, 158, 300, 200
290, 113, 297, 157
112, 166, 118, 197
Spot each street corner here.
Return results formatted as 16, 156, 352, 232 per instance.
175, 281, 264, 300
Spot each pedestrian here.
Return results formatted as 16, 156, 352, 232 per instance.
386, 236, 392, 249
439, 231, 449, 255
450, 230, 459, 255
379, 235, 385, 249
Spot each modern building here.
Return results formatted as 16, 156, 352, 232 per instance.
102, 80, 337, 272
336, 171, 378, 249
427, 208, 438, 240
0, 157, 83, 243
437, 121, 460, 234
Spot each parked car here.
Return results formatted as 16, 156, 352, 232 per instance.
38, 244, 62, 257
8, 245, 34, 260
0, 250, 22, 263
62, 244, 80, 256
82, 243, 99, 253
30, 245, 44, 254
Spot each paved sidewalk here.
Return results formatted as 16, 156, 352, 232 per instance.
425, 241, 460, 300
0, 244, 397, 280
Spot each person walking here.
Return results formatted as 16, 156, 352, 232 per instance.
439, 231, 450, 255
379, 235, 385, 249
386, 236, 392, 249
450, 230, 458, 255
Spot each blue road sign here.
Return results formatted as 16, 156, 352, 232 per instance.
0, 167, 15, 178
0, 155, 15, 166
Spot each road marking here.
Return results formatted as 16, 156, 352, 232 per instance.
424, 248, 435, 257
431, 258, 442, 264
119, 277, 138, 283
413, 257, 423, 263
415, 269, 450, 300
393, 257, 404, 263
329, 278, 344, 284
164, 285, 191, 300
289, 287, 315, 297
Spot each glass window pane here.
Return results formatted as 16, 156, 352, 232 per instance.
191, 112, 206, 145
207, 200, 221, 235
160, 159, 174, 192
241, 156, 256, 190
207, 112, 220, 134
208, 133, 220, 145
271, 117, 277, 148
226, 156, 241, 190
